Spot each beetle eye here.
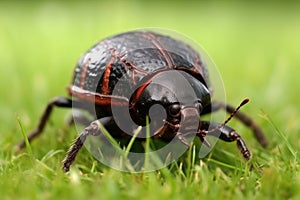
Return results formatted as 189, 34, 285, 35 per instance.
168, 104, 181, 117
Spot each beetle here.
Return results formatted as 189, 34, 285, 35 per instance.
15, 30, 268, 172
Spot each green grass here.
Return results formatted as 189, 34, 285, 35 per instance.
1, 1, 300, 199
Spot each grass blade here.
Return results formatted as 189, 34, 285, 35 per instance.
17, 116, 33, 157
262, 112, 298, 161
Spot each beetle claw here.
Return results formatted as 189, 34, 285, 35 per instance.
176, 133, 190, 147
200, 136, 211, 148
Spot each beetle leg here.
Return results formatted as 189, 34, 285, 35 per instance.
14, 97, 85, 152
175, 133, 190, 146
62, 117, 113, 172
62, 121, 98, 172
198, 121, 251, 160
198, 136, 211, 148
209, 101, 268, 148
62, 129, 88, 172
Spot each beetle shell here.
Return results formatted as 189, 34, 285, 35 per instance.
71, 31, 210, 100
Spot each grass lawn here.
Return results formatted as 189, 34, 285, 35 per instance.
1, 1, 300, 199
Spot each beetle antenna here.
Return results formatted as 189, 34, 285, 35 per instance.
221, 98, 249, 127
203, 98, 249, 134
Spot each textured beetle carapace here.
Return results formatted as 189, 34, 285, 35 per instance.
15, 30, 268, 172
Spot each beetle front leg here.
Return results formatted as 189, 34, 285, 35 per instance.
198, 121, 251, 160
14, 97, 85, 152
62, 117, 114, 172
62, 121, 98, 172
210, 101, 268, 148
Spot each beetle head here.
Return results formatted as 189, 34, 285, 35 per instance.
129, 70, 211, 135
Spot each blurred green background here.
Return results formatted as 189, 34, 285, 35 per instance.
1, 0, 299, 134
0, 0, 300, 199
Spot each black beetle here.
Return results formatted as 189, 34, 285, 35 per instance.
15, 31, 268, 172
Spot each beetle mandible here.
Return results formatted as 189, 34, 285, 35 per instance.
15, 30, 268, 172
